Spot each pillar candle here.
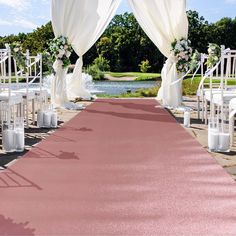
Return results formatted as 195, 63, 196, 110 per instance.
208, 129, 219, 152
14, 129, 25, 152
184, 111, 191, 128
51, 112, 58, 128
37, 110, 44, 128
2, 129, 15, 152
218, 133, 230, 152
43, 112, 52, 128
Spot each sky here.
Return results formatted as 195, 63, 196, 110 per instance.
0, 0, 235, 36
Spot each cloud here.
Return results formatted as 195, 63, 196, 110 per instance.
41, 0, 50, 4
0, 0, 31, 11
0, 19, 12, 26
225, 0, 236, 4
0, 17, 37, 29
15, 18, 37, 29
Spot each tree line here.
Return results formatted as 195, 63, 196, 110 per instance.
0, 11, 235, 73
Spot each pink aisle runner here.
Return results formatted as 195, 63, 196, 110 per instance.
1, 99, 236, 235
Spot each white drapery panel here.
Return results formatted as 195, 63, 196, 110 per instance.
51, 0, 121, 103
128, 0, 188, 107
51, 60, 68, 106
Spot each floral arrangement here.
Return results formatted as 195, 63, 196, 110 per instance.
189, 50, 201, 72
9, 42, 27, 72
42, 51, 54, 75
171, 38, 193, 73
205, 43, 221, 68
49, 36, 73, 68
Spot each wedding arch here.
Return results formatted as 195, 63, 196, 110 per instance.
51, 0, 189, 108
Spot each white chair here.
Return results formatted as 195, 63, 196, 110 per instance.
229, 98, 236, 145
0, 47, 23, 125
12, 50, 49, 127
0, 46, 49, 128
197, 49, 236, 124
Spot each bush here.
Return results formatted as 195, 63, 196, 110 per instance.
86, 64, 105, 80
93, 55, 110, 72
139, 59, 151, 73
182, 78, 200, 96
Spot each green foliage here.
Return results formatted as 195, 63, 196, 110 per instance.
42, 51, 54, 75
136, 86, 159, 97
96, 13, 163, 72
189, 50, 201, 71
21, 22, 54, 55
182, 77, 200, 96
187, 10, 210, 53
86, 55, 110, 80
86, 64, 105, 80
187, 11, 236, 53
93, 55, 110, 71
139, 59, 151, 73
205, 43, 221, 68
9, 42, 27, 72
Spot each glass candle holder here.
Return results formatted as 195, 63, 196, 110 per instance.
37, 109, 44, 128
2, 122, 15, 153
218, 121, 230, 153
43, 111, 52, 128
208, 118, 219, 152
14, 117, 25, 153
184, 111, 191, 128
51, 112, 58, 128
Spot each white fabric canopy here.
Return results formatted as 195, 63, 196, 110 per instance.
51, 0, 121, 104
128, 0, 188, 107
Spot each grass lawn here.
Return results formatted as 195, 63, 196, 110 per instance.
107, 72, 161, 81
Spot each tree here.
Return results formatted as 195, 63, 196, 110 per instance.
187, 10, 210, 53
96, 13, 163, 72
211, 17, 236, 49
0, 11, 236, 73
22, 22, 54, 54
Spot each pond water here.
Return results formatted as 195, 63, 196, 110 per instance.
92, 81, 158, 95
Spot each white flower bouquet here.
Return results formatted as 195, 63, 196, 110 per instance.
49, 36, 73, 68
171, 38, 193, 73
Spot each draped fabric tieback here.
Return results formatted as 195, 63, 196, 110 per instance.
51, 59, 69, 107
67, 56, 91, 100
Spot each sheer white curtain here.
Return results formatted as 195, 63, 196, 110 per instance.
51, 0, 121, 104
128, 0, 188, 107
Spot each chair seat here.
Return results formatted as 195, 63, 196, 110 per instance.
211, 93, 236, 105
14, 89, 36, 100
197, 88, 221, 97
30, 88, 50, 97
205, 90, 236, 103
0, 92, 23, 105
197, 86, 236, 97
230, 98, 236, 110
